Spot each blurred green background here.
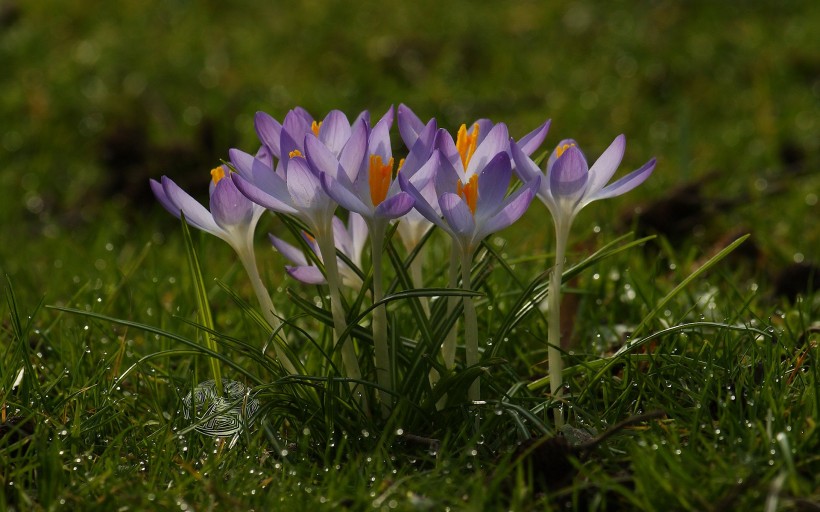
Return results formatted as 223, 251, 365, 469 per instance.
1, 0, 817, 299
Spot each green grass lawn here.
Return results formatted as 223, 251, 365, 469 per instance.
1, 1, 818, 510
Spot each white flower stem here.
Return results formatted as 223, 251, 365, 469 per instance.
237, 246, 298, 375
409, 252, 430, 317
441, 247, 461, 370
315, 224, 365, 405
460, 249, 479, 403
548, 218, 570, 428
369, 223, 392, 416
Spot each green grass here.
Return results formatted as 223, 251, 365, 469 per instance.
2, 1, 819, 510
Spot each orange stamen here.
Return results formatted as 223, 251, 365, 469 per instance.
210, 166, 226, 184
554, 142, 576, 159
456, 123, 480, 169
368, 155, 394, 206
289, 149, 304, 159
456, 174, 479, 215
311, 121, 322, 137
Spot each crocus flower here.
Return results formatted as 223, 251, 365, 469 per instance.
269, 212, 368, 290
511, 135, 657, 232
231, 108, 367, 391
399, 122, 543, 403
401, 123, 542, 257
510, 134, 656, 427
150, 167, 297, 374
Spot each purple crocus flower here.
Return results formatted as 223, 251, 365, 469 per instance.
511, 134, 656, 427
232, 108, 368, 389
398, 122, 543, 403
150, 166, 297, 374
269, 212, 368, 289
511, 135, 657, 229
316, 107, 415, 223
150, 166, 264, 266
400, 124, 542, 256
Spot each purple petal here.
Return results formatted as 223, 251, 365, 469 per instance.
287, 157, 328, 211
349, 212, 368, 258
268, 234, 309, 266
398, 170, 447, 231
585, 134, 626, 197
397, 104, 425, 148
286, 265, 327, 285
550, 145, 589, 200
160, 176, 222, 235
231, 173, 298, 215
587, 158, 656, 203
547, 139, 579, 173
305, 135, 344, 180
516, 119, 551, 156
476, 152, 512, 214
151, 178, 181, 218
468, 123, 509, 175
435, 129, 462, 171
478, 181, 538, 240
400, 119, 438, 176
474, 119, 495, 145
255, 112, 282, 158
374, 191, 414, 219
321, 173, 370, 216
319, 110, 351, 155
368, 107, 394, 160
210, 177, 255, 229
228, 148, 287, 194
439, 192, 475, 237
338, 118, 368, 181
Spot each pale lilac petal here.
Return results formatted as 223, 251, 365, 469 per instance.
286, 265, 327, 285
161, 176, 222, 235
320, 173, 370, 216
400, 119, 438, 176
268, 234, 309, 266
280, 109, 311, 162
231, 173, 298, 215
476, 152, 512, 214
332, 216, 353, 255
349, 212, 368, 261
547, 138, 579, 173
516, 120, 551, 156
255, 112, 282, 158
374, 191, 414, 219
585, 134, 626, 197
439, 193, 475, 237
467, 123, 509, 176
550, 145, 589, 200
210, 177, 254, 229
435, 129, 463, 172
478, 180, 538, 240
397, 104, 425, 148
305, 135, 344, 180
319, 110, 351, 155
434, 155, 462, 198
338, 118, 368, 181
229, 148, 287, 193
151, 178, 181, 218
287, 158, 326, 211
586, 158, 656, 203
398, 171, 447, 231
474, 119, 494, 145
369, 107, 394, 160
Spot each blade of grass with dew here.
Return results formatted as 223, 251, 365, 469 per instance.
180, 214, 223, 396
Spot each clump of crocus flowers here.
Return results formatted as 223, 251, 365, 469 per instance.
152, 104, 655, 424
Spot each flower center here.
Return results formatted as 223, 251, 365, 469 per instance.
210, 166, 226, 184
554, 142, 576, 159
456, 123, 480, 169
456, 174, 479, 215
368, 154, 395, 206
288, 149, 304, 159
311, 121, 322, 137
